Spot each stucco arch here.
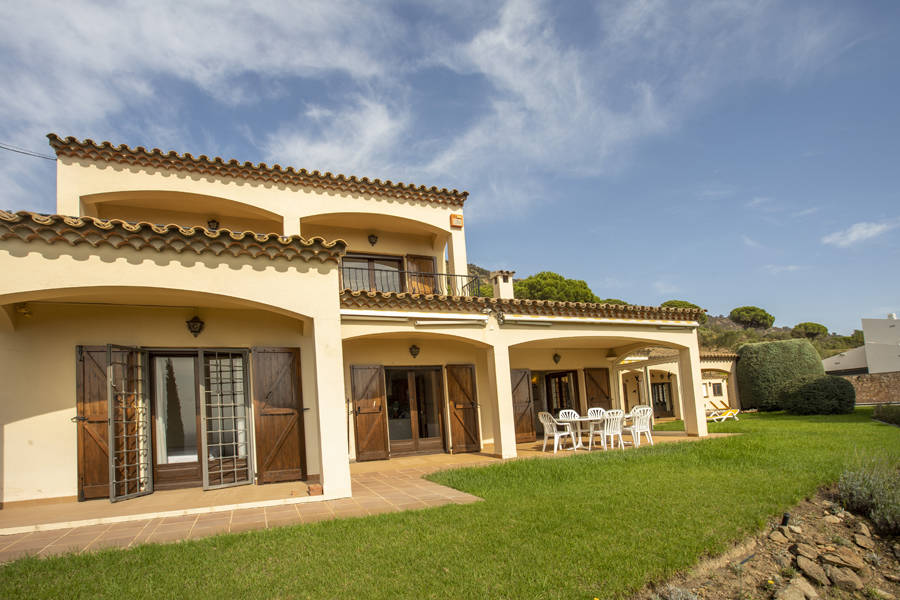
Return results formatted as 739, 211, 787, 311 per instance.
80, 190, 284, 234
0, 285, 313, 324
340, 329, 491, 348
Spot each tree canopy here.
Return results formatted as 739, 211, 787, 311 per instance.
661, 299, 707, 324
729, 306, 775, 329
792, 322, 828, 339
597, 298, 630, 305
513, 271, 599, 303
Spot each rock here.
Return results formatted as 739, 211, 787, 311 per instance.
857, 565, 874, 584
778, 525, 795, 539
858, 523, 871, 537
854, 533, 875, 550
893, 542, 900, 559
826, 566, 862, 591
873, 588, 896, 600
789, 525, 803, 535
770, 530, 790, 543
821, 547, 865, 570
789, 576, 821, 599
823, 515, 841, 524
796, 556, 830, 587
884, 573, 900, 583
790, 543, 819, 561
775, 586, 807, 600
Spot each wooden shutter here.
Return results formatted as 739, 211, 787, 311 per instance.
446, 365, 480, 453
511, 369, 536, 442
76, 346, 110, 500
252, 348, 305, 483
406, 255, 436, 294
585, 368, 612, 410
351, 365, 389, 461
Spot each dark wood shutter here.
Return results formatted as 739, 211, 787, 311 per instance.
76, 346, 110, 500
585, 368, 612, 409
351, 365, 389, 461
446, 365, 480, 453
251, 348, 305, 483
511, 369, 536, 442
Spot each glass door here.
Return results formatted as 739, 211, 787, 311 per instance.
384, 367, 445, 454
200, 350, 254, 489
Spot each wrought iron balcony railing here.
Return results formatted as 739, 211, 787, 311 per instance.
340, 266, 483, 297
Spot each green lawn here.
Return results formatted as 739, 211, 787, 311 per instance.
1, 410, 897, 599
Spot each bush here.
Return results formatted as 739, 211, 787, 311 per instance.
873, 404, 900, 425
735, 339, 824, 411
792, 321, 828, 339
783, 375, 855, 414
838, 458, 900, 535
661, 300, 707, 324
729, 305, 775, 329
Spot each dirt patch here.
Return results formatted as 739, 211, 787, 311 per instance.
633, 488, 900, 600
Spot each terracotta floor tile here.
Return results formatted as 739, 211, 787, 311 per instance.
86, 536, 134, 551
189, 525, 229, 539
228, 520, 266, 534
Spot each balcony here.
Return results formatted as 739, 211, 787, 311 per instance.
340, 266, 483, 297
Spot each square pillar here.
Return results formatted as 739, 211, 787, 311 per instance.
678, 345, 709, 437
486, 344, 517, 459
311, 316, 352, 497
447, 228, 468, 281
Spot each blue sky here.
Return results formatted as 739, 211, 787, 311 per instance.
1, 0, 897, 333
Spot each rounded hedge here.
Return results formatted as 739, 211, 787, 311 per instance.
735, 339, 825, 411
784, 375, 856, 414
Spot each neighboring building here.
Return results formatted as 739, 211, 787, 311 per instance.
823, 314, 900, 375
0, 134, 710, 506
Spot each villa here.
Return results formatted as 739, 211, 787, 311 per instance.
0, 134, 709, 506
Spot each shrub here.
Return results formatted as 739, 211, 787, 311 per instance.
838, 458, 900, 535
729, 305, 775, 329
783, 375, 855, 415
873, 404, 900, 425
792, 321, 828, 339
735, 339, 824, 411
661, 300, 707, 324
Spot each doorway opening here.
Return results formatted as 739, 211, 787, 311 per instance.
384, 367, 445, 454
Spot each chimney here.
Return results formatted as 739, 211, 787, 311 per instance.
490, 270, 515, 299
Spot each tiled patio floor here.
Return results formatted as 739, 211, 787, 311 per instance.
0, 430, 726, 563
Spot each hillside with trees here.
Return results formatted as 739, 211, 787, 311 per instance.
468, 263, 863, 359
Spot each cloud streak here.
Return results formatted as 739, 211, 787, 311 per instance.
821, 220, 899, 247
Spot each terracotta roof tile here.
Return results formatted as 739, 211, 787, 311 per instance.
0, 210, 346, 264
700, 351, 738, 360
47, 134, 468, 208
340, 289, 704, 322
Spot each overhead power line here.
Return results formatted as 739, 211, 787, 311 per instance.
0, 142, 56, 161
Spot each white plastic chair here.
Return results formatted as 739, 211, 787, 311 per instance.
624, 405, 654, 447
558, 409, 580, 420
601, 409, 626, 450
586, 407, 606, 450
538, 411, 576, 454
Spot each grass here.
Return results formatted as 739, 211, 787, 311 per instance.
1, 410, 897, 599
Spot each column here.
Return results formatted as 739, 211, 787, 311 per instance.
487, 343, 517, 459
282, 214, 301, 237
447, 228, 468, 292
311, 315, 353, 497
726, 367, 741, 409
678, 345, 709, 437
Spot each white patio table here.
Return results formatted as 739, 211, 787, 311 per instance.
557, 415, 602, 450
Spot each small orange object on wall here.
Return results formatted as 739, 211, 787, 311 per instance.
450, 214, 464, 228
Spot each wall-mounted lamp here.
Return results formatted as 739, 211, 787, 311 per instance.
552, 352, 561, 364
207, 218, 220, 230
186, 316, 205, 337
368, 234, 378, 246
15, 303, 32, 318
409, 344, 420, 358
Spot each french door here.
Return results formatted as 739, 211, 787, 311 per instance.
384, 367, 445, 454
107, 345, 153, 502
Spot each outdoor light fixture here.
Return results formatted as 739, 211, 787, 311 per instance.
368, 234, 378, 246
207, 218, 220, 230
409, 344, 420, 358
552, 352, 561, 364
186, 316, 205, 337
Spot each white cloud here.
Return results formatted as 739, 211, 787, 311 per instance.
263, 97, 410, 178
742, 235, 761, 248
764, 264, 804, 274
821, 220, 899, 247
793, 206, 821, 217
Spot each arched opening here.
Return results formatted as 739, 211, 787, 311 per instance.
81, 190, 284, 235
342, 331, 491, 462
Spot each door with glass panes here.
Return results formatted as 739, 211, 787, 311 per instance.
384, 367, 445, 454
151, 350, 254, 491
